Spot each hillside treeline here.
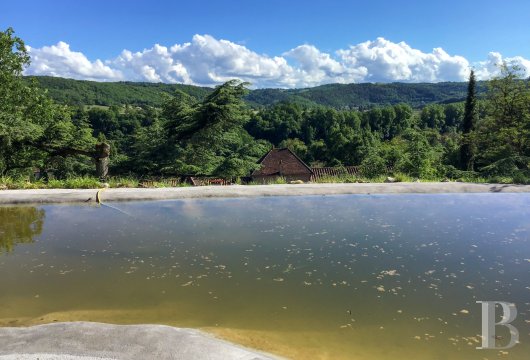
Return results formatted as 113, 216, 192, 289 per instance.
27, 75, 488, 109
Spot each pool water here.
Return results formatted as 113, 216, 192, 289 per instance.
1, 194, 529, 359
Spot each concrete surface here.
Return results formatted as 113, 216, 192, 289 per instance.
0, 183, 529, 205
0, 322, 280, 360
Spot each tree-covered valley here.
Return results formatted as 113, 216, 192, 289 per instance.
1, 28, 529, 185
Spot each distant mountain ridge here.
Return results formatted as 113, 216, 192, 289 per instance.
26, 76, 487, 109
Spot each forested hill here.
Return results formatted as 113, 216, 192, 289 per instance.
24, 76, 213, 107
25, 76, 487, 108
253, 82, 488, 109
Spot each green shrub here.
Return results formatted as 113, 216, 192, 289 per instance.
360, 153, 387, 178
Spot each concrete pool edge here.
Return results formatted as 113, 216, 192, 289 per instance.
0, 182, 529, 205
0, 321, 283, 360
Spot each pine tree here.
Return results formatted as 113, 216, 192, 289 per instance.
460, 69, 477, 170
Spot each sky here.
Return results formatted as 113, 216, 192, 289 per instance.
2, 0, 530, 88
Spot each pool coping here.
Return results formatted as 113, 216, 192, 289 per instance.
0, 321, 281, 360
0, 182, 529, 205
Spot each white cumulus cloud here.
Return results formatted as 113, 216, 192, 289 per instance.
26, 42, 122, 81
284, 44, 367, 86
111, 44, 191, 84
24, 36, 530, 88
474, 51, 530, 80
107, 35, 296, 87
168, 35, 295, 87
336, 37, 470, 82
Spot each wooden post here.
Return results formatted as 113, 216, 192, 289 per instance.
95, 142, 111, 181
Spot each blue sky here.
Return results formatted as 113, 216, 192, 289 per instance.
2, 0, 530, 87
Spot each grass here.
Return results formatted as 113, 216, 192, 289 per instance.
1, 173, 528, 190
312, 173, 436, 184
0, 176, 189, 190
0, 176, 108, 190
47, 177, 103, 189
311, 172, 530, 184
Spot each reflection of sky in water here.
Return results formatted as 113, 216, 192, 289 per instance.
0, 194, 529, 359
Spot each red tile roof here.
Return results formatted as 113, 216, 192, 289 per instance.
252, 148, 313, 176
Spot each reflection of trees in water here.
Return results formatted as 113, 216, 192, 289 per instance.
0, 207, 45, 253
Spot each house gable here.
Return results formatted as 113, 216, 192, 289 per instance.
252, 148, 313, 177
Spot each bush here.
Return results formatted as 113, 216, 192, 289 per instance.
360, 153, 387, 178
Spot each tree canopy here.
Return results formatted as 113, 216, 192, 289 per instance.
131, 80, 268, 177
0, 28, 115, 178
474, 64, 530, 178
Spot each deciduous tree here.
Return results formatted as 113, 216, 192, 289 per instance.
0, 28, 105, 178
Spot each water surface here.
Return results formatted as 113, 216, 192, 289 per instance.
1, 194, 529, 359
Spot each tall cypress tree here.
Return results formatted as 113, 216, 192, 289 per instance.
460, 70, 477, 170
